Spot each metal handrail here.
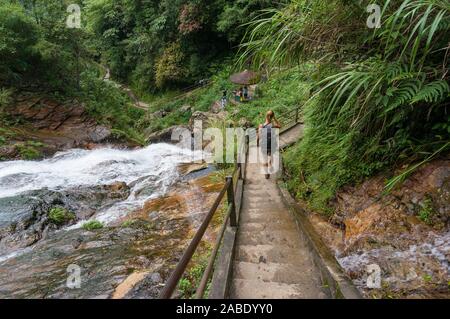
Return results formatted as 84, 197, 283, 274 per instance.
158, 101, 301, 299
158, 136, 248, 299
278, 105, 302, 133
158, 179, 231, 299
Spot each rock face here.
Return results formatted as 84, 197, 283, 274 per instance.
0, 173, 225, 299
306, 157, 450, 298
0, 92, 127, 160
146, 125, 189, 144
0, 183, 130, 256
189, 111, 226, 130
0, 223, 182, 299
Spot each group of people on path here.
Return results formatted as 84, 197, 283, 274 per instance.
220, 86, 252, 109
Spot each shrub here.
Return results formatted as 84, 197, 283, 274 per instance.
0, 88, 13, 109
418, 197, 436, 225
82, 220, 104, 231
15, 143, 41, 160
48, 207, 75, 225
155, 42, 187, 89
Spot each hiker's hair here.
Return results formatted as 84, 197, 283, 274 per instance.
266, 110, 275, 121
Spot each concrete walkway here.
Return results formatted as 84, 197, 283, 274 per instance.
280, 124, 304, 149
229, 126, 329, 299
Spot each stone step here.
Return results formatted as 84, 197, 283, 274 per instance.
239, 221, 298, 233
244, 186, 279, 191
245, 196, 281, 202
243, 199, 286, 211
242, 199, 286, 212
233, 261, 318, 285
239, 211, 293, 223
244, 190, 280, 195
237, 230, 304, 248
230, 279, 327, 299
236, 244, 311, 264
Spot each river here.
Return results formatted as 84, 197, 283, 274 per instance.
0, 143, 215, 298
0, 143, 203, 225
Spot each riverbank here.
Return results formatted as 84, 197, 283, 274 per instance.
286, 156, 450, 299
0, 141, 226, 298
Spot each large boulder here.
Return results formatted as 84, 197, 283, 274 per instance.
88, 126, 112, 143
0, 182, 131, 255
210, 101, 223, 114
189, 111, 226, 130
146, 125, 190, 144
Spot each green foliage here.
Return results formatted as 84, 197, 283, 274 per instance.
177, 242, 212, 299
0, 1, 90, 91
418, 197, 436, 225
85, 0, 268, 92
48, 207, 75, 225
15, 141, 43, 160
217, 0, 275, 42
229, 66, 312, 127
137, 65, 234, 134
238, 0, 366, 70
82, 220, 104, 231
80, 70, 145, 144
0, 88, 13, 121
121, 219, 138, 228
155, 42, 187, 89
423, 274, 433, 283
243, 0, 450, 212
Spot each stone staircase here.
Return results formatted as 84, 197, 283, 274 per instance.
229, 153, 329, 299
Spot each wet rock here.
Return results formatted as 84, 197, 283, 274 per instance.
0, 222, 187, 299
146, 125, 189, 144
0, 170, 225, 299
0, 145, 18, 159
177, 162, 208, 176
88, 126, 112, 143
189, 111, 226, 130
150, 272, 162, 284
307, 157, 450, 298
0, 183, 130, 255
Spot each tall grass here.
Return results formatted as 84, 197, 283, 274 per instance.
241, 0, 450, 212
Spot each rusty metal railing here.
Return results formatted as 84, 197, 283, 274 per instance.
278, 105, 302, 133
158, 103, 302, 299
159, 136, 249, 299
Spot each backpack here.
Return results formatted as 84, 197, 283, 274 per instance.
263, 123, 272, 150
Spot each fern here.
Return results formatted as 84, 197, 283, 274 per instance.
411, 80, 450, 103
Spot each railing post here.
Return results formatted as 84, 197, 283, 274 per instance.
226, 176, 237, 227
295, 107, 299, 123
